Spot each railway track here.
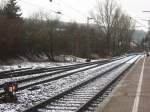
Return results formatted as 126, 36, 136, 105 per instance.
0, 56, 126, 92
0, 55, 127, 79
0, 57, 123, 97
0, 67, 32, 78
0, 59, 110, 79
23, 55, 140, 112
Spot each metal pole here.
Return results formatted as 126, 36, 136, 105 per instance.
86, 17, 93, 58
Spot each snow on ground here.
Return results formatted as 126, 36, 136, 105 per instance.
0, 55, 141, 112
0, 62, 77, 72
0, 56, 89, 72
0, 54, 107, 73
0, 64, 98, 87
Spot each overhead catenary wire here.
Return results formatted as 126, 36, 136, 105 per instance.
19, 0, 103, 24
22, 0, 93, 23
36, 0, 93, 23
58, 0, 88, 17
19, 0, 76, 21
130, 16, 148, 29
58, 0, 148, 28
20, 0, 57, 14
19, 0, 145, 29
53, 0, 89, 22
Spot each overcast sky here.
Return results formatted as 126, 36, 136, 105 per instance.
13, 0, 150, 30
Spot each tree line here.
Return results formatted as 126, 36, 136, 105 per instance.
0, 0, 135, 61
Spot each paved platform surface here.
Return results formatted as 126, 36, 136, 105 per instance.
98, 56, 150, 112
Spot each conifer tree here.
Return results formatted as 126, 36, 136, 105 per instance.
3, 0, 22, 19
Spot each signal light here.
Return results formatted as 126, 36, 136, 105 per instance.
2, 82, 18, 103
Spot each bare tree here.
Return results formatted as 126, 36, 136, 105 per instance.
94, 0, 117, 55
94, 0, 135, 56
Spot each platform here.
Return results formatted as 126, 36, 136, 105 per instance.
97, 56, 150, 112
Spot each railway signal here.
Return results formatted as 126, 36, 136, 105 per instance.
2, 82, 18, 103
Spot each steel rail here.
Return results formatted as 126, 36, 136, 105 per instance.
76, 56, 140, 112
0, 56, 125, 92
23, 55, 137, 112
0, 59, 108, 79
0, 55, 127, 79
0, 58, 113, 96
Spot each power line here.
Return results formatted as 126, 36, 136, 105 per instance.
20, 0, 75, 21
22, 0, 58, 14
130, 16, 148, 29
44, 0, 87, 21
19, 0, 95, 23
59, 0, 88, 17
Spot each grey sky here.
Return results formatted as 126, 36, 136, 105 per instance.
119, 0, 150, 30
4, 0, 150, 30
18, 0, 95, 22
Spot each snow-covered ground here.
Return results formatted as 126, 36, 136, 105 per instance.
0, 55, 89, 72
0, 55, 142, 112
0, 62, 79, 72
